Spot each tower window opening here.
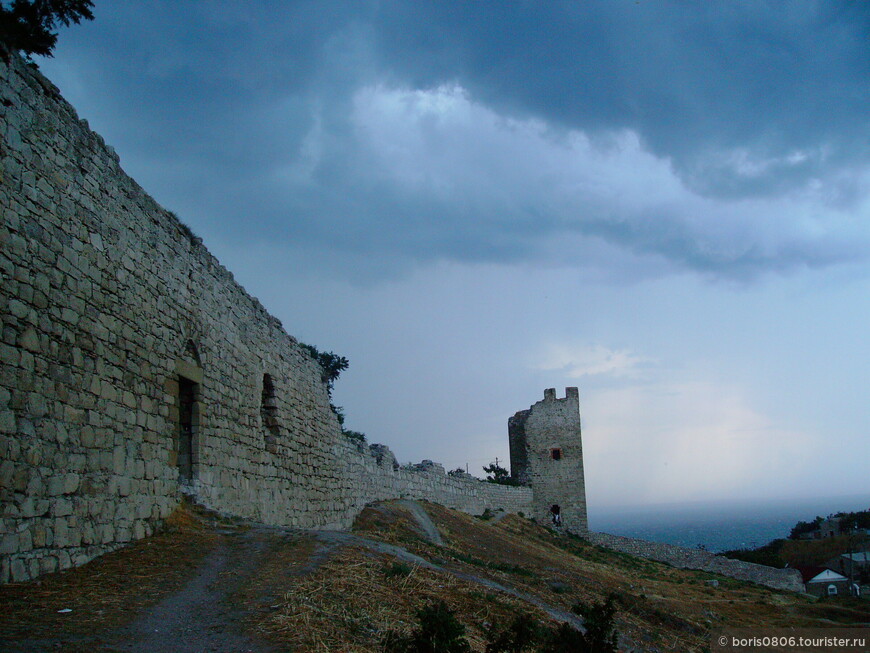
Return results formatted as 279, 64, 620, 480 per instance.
551, 448, 562, 461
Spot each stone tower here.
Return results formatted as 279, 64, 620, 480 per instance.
508, 387, 587, 533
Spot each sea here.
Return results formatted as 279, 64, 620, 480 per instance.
588, 494, 870, 553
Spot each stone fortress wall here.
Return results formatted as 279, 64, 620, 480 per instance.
0, 56, 805, 595
0, 55, 531, 584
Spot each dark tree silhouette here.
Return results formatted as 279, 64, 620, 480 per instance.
483, 461, 518, 486
0, 0, 94, 60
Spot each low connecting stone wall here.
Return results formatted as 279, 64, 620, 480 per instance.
588, 532, 804, 592
332, 443, 533, 526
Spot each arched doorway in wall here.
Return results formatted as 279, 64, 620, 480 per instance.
174, 340, 203, 486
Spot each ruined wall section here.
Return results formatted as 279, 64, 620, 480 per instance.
332, 442, 533, 525
507, 408, 531, 486
588, 532, 804, 592
0, 56, 532, 582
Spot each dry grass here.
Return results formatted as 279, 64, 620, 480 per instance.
0, 502, 217, 640
351, 501, 870, 652
353, 501, 435, 551
231, 534, 319, 623
3, 500, 867, 652
259, 546, 555, 652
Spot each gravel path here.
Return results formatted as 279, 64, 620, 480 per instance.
107, 528, 277, 653
397, 499, 445, 546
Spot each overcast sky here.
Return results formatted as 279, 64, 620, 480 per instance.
38, 1, 869, 515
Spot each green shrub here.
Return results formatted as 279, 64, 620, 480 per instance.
486, 613, 546, 653
484, 596, 620, 653
546, 622, 588, 652
572, 595, 619, 652
384, 600, 471, 653
343, 428, 367, 444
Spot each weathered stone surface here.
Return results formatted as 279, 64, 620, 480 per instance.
0, 54, 535, 583
588, 532, 804, 593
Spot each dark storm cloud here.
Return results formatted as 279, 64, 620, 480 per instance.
42, 0, 870, 279
371, 1, 869, 194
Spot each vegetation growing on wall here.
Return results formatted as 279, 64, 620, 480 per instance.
301, 342, 366, 444
299, 343, 348, 396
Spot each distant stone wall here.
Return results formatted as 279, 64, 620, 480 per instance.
588, 532, 804, 592
332, 445, 533, 523
0, 54, 531, 583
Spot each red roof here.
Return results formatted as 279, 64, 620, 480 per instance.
795, 566, 827, 583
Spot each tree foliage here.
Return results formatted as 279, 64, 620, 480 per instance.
572, 595, 619, 652
837, 510, 870, 532
483, 462, 518, 486
789, 516, 824, 540
0, 0, 94, 60
722, 539, 786, 568
300, 342, 348, 398
384, 600, 471, 653
301, 343, 364, 443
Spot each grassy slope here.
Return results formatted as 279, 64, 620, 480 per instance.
1, 501, 868, 652
341, 501, 870, 651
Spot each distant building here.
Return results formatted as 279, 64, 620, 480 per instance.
797, 567, 856, 598
824, 551, 870, 579
818, 518, 841, 538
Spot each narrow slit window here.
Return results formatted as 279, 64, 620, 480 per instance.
551, 448, 562, 461
177, 375, 199, 483
261, 373, 280, 445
